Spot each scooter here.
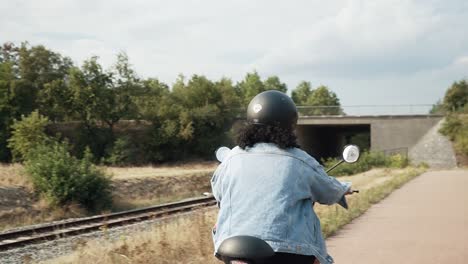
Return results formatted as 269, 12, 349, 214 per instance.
213, 145, 361, 264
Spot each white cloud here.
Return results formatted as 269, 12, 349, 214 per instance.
252, 0, 467, 78
454, 56, 468, 66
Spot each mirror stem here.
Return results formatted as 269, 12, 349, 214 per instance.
326, 159, 344, 173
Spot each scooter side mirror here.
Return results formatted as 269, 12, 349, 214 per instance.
215, 146, 231, 162
342, 145, 360, 163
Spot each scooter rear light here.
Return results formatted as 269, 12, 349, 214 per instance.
230, 261, 248, 264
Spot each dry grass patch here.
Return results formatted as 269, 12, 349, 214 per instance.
0, 163, 31, 188
111, 170, 214, 211
105, 162, 216, 211
45, 167, 426, 264
105, 162, 216, 180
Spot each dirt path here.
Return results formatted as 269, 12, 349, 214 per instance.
326, 170, 468, 264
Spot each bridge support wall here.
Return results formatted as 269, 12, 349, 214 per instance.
369, 117, 441, 151
297, 115, 451, 167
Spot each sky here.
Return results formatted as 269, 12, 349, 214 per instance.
2, 0, 468, 114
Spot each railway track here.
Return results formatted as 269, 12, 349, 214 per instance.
0, 196, 216, 251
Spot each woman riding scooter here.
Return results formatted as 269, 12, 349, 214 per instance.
211, 90, 352, 264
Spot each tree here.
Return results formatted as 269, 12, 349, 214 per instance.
438, 79, 468, 157
18, 43, 72, 89
291, 83, 343, 115
38, 79, 73, 121
67, 57, 114, 158
236, 71, 265, 105
0, 64, 13, 161
443, 80, 468, 113
0, 42, 73, 122
172, 75, 223, 140
216, 77, 242, 117
133, 78, 170, 120
264, 76, 287, 93
307, 85, 343, 115
0, 42, 19, 64
291, 81, 313, 105
17, 43, 73, 118
69, 57, 112, 129
110, 52, 140, 121
170, 75, 241, 157
0, 43, 32, 119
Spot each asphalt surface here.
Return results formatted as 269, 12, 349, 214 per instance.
326, 170, 468, 264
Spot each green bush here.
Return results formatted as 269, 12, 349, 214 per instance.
416, 162, 430, 169
387, 154, 409, 168
25, 141, 112, 212
454, 130, 468, 155
7, 110, 49, 161
323, 151, 408, 176
440, 114, 468, 155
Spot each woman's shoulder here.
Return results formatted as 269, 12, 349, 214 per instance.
228, 144, 320, 168
287, 147, 321, 167
219, 146, 245, 163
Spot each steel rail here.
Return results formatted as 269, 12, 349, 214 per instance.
0, 196, 216, 251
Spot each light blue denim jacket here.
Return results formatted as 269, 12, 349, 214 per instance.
211, 143, 350, 264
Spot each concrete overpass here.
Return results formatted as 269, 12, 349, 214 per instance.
296, 114, 456, 168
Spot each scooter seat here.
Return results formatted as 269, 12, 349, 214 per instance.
217, 235, 275, 259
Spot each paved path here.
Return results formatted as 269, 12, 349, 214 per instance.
326, 170, 468, 264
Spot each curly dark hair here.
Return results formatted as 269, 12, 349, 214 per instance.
236, 123, 300, 149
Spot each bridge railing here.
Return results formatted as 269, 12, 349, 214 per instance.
297, 104, 435, 116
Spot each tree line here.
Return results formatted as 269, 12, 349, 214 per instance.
0, 42, 342, 164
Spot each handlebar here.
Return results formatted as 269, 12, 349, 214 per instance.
346, 189, 359, 195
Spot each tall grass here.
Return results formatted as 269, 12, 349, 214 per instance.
45, 167, 425, 264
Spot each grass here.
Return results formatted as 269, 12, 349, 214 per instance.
104, 162, 216, 180
44, 167, 426, 264
0, 162, 217, 186
91, 163, 217, 211
0, 163, 32, 188
110, 170, 215, 211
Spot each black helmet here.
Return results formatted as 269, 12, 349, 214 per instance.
247, 90, 298, 127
